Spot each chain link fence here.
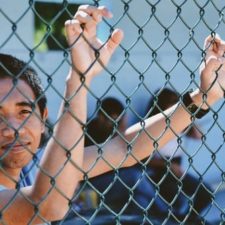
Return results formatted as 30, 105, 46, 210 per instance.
1, 0, 225, 224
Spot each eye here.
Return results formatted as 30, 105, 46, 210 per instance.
20, 109, 32, 115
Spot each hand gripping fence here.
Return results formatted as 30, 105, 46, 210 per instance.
1, 0, 225, 224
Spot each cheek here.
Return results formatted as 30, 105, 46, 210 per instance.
27, 117, 43, 144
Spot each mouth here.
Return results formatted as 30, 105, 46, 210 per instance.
1, 142, 31, 154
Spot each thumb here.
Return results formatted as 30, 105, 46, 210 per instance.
216, 57, 225, 92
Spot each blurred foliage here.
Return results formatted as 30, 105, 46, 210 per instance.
34, 2, 79, 51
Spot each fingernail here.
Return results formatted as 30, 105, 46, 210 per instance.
107, 10, 113, 18
97, 15, 102, 22
99, 6, 113, 18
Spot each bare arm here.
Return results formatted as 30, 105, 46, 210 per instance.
0, 5, 122, 225
83, 35, 225, 178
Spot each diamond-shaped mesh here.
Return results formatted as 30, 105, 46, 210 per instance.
1, 0, 225, 224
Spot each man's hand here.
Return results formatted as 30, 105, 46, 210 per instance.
200, 34, 225, 105
65, 5, 123, 79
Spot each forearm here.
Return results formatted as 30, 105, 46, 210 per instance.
123, 89, 216, 166
28, 3, 123, 216
30, 70, 88, 220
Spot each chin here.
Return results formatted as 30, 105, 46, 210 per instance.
2, 154, 33, 170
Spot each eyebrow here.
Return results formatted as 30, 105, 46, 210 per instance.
0, 101, 35, 110
16, 101, 35, 109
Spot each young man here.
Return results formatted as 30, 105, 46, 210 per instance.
0, 4, 225, 225
85, 97, 126, 146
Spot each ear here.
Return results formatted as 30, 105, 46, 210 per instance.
41, 108, 49, 133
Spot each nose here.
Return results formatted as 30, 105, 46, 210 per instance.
1, 118, 25, 138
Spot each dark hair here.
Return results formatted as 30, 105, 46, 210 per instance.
146, 88, 202, 139
146, 88, 179, 117
85, 97, 124, 147
98, 97, 124, 118
0, 53, 48, 147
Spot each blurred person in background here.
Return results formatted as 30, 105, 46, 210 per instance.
81, 97, 167, 216
145, 88, 213, 223
85, 97, 126, 147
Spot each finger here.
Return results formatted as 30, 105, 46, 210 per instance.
73, 14, 98, 38
205, 55, 225, 74
72, 5, 113, 36
204, 34, 221, 49
216, 58, 225, 97
217, 57, 225, 71
78, 5, 113, 20
204, 34, 225, 56
64, 19, 82, 46
74, 10, 102, 34
217, 40, 225, 56
106, 29, 124, 54
65, 19, 83, 35
74, 11, 94, 25
91, 10, 103, 23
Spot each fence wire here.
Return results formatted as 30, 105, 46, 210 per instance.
1, 0, 225, 225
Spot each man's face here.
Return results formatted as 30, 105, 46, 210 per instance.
0, 78, 47, 169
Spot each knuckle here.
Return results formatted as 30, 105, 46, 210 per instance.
78, 4, 91, 11
64, 20, 71, 26
98, 5, 107, 11
74, 11, 86, 19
